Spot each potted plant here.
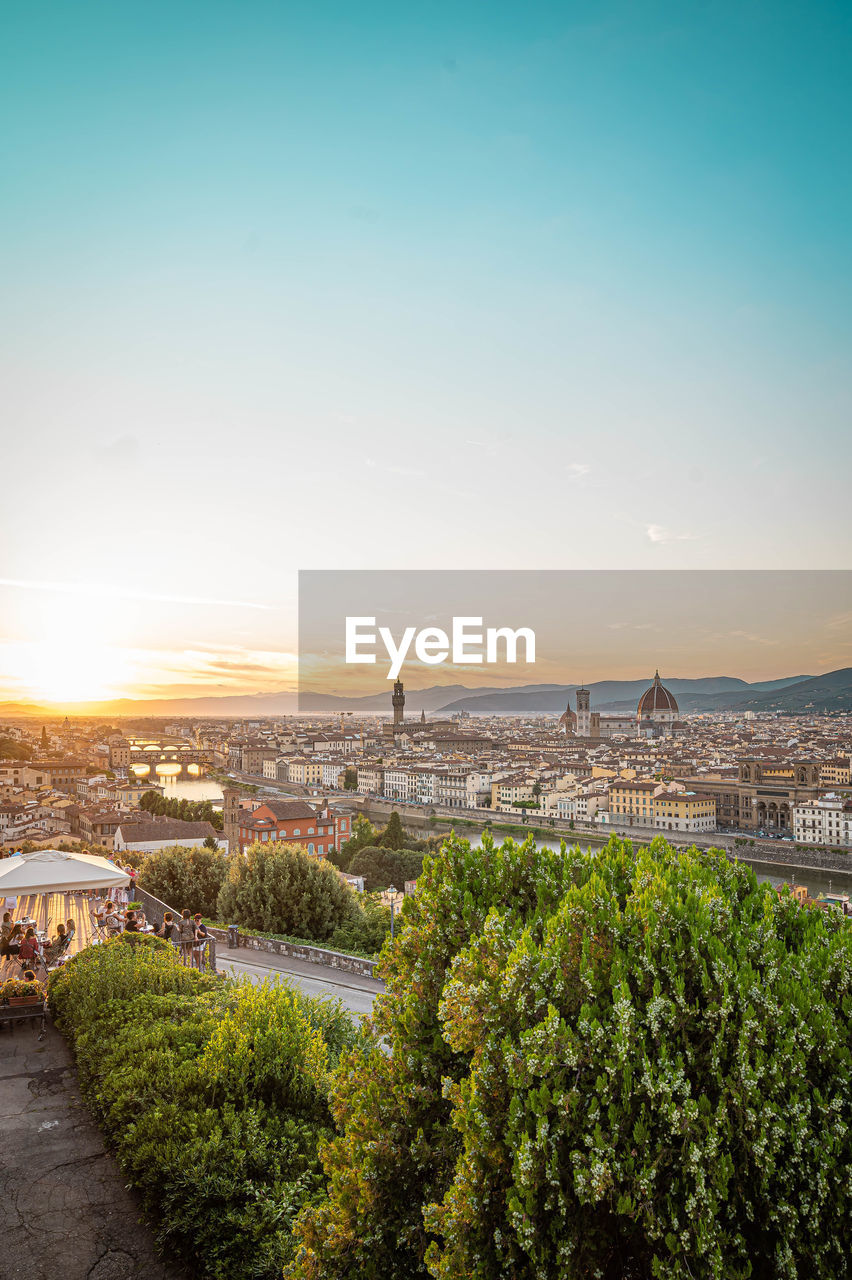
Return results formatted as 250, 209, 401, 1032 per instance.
0, 977, 43, 1005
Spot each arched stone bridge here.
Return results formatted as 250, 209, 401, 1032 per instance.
129, 747, 214, 778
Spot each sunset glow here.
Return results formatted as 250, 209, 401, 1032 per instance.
7, 639, 135, 704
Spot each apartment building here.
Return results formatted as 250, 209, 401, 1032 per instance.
491, 775, 536, 810
356, 763, 385, 795
234, 800, 352, 856
653, 788, 716, 832
23, 759, 87, 788
793, 794, 852, 846
240, 746, 279, 775
287, 757, 324, 786
384, 767, 413, 802
820, 758, 852, 787
321, 760, 347, 788
609, 781, 716, 832
609, 780, 659, 826
433, 770, 468, 808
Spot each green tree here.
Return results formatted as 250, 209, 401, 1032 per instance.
289, 834, 852, 1280
340, 814, 377, 863
343, 767, 358, 790
376, 810, 406, 850
136, 844, 229, 917
41, 725, 49, 750
203, 835, 219, 851
217, 843, 359, 941
347, 845, 423, 892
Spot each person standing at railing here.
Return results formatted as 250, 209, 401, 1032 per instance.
191, 915, 210, 969
177, 910, 195, 964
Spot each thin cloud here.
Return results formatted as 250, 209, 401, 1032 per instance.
566, 463, 591, 480
728, 630, 780, 647
0, 578, 270, 611
646, 524, 699, 545
365, 459, 425, 478
607, 622, 660, 632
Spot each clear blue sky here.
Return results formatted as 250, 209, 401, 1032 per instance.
1, 1, 851, 700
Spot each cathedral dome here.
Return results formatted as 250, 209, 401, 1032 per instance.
637, 670, 678, 717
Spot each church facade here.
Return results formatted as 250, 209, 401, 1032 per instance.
559, 672, 684, 741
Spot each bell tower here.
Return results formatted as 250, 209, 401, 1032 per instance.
392, 680, 405, 730
576, 685, 591, 737
222, 787, 241, 855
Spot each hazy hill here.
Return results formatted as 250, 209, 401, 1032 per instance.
726, 668, 852, 713
432, 674, 814, 717
1, 671, 838, 721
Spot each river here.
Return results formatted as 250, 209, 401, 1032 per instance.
130, 765, 224, 806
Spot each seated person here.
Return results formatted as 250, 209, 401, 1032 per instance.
4, 923, 24, 956
103, 903, 123, 936
0, 912, 16, 954
21, 968, 44, 995
44, 923, 68, 962
64, 918, 76, 943
123, 910, 141, 933
18, 928, 40, 964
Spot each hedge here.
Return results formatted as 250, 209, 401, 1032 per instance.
48, 936, 362, 1279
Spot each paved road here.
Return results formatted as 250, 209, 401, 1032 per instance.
217, 946, 383, 1017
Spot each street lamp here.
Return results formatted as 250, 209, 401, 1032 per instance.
388, 885, 397, 939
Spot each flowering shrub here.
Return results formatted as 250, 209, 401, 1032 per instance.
0, 977, 42, 1001
49, 936, 362, 1279
288, 834, 852, 1280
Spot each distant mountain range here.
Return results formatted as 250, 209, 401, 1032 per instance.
3, 669, 852, 720
430, 674, 819, 717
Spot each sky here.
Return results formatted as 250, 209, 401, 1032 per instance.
1, 2, 851, 705
299, 571, 852, 696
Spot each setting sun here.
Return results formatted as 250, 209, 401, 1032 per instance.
9, 639, 135, 705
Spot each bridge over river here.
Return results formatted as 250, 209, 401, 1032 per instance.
129, 746, 214, 778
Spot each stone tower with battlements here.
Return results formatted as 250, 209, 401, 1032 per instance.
222, 787, 242, 856
392, 679, 405, 729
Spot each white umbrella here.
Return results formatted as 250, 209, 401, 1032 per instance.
0, 849, 131, 895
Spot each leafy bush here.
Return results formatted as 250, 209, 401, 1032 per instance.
288, 834, 852, 1280
217, 842, 359, 942
326, 895, 392, 956
136, 843, 229, 916
49, 937, 361, 1279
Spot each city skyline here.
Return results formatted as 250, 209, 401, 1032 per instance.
1, 569, 851, 709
